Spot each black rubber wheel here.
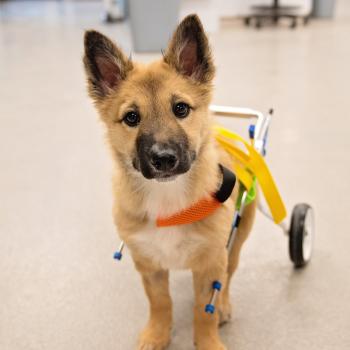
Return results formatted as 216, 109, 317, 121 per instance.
104, 12, 114, 23
290, 18, 297, 29
303, 16, 310, 25
289, 203, 314, 268
244, 17, 251, 26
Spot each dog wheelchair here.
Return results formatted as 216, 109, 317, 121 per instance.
203, 105, 315, 313
114, 105, 315, 315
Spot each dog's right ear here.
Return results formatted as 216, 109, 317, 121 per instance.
83, 30, 133, 100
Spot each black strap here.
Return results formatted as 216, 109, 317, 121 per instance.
214, 164, 236, 203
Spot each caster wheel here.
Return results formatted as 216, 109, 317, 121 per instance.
104, 12, 115, 23
289, 203, 314, 268
290, 18, 297, 29
244, 17, 251, 26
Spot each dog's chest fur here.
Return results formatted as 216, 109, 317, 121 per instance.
129, 175, 207, 270
131, 226, 205, 270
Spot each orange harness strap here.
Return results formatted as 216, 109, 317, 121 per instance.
156, 164, 236, 228
156, 197, 221, 227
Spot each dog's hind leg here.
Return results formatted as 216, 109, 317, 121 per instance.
218, 200, 256, 326
135, 263, 172, 350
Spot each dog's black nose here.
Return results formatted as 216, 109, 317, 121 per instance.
150, 146, 179, 173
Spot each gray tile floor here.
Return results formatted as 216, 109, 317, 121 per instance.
1, 1, 350, 349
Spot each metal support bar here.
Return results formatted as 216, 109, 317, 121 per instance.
227, 191, 248, 253
205, 281, 222, 314
209, 105, 272, 155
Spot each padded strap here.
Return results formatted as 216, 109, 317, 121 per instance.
214, 164, 236, 203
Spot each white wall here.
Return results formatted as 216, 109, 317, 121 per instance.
180, 0, 221, 31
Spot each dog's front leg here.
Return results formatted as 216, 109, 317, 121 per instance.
135, 262, 172, 350
192, 255, 227, 350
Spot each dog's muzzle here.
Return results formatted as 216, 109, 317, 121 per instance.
133, 135, 195, 180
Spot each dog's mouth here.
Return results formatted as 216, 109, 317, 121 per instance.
155, 175, 179, 182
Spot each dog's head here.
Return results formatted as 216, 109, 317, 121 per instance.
83, 15, 215, 181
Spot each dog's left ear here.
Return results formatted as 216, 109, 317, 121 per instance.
164, 14, 214, 84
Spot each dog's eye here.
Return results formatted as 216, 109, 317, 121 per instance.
123, 111, 140, 127
173, 102, 190, 119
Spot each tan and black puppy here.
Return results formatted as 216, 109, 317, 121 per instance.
84, 15, 255, 350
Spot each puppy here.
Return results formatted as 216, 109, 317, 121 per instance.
83, 14, 255, 350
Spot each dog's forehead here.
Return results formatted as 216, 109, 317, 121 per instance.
130, 63, 173, 95
139, 72, 164, 93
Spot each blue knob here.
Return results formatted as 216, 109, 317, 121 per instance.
249, 125, 255, 139
113, 251, 123, 260
205, 304, 215, 314
213, 281, 222, 291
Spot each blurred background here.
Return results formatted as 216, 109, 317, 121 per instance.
1, 1, 349, 350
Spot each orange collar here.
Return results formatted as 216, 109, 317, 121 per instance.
156, 165, 236, 227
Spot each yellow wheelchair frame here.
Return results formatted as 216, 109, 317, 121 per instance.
210, 105, 315, 268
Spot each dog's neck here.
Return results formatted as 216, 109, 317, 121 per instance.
119, 136, 220, 221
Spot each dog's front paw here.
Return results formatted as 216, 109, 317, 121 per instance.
196, 339, 227, 350
138, 343, 168, 350
137, 323, 171, 350
137, 337, 169, 350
